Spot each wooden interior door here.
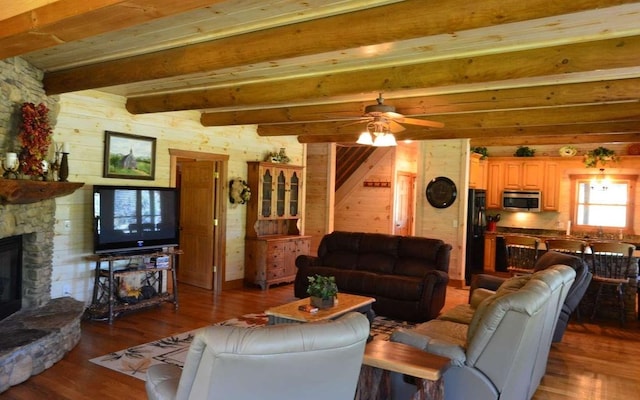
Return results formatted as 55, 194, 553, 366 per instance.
178, 161, 216, 289
394, 172, 415, 236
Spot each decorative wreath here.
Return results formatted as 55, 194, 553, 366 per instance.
229, 178, 251, 204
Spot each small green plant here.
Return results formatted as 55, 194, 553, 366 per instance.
514, 146, 535, 157
584, 146, 617, 168
306, 274, 338, 299
472, 146, 488, 159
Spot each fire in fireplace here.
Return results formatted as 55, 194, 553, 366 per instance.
0, 235, 22, 321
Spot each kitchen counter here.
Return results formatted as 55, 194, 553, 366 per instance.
487, 228, 640, 253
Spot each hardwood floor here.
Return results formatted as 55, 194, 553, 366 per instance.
2, 283, 639, 399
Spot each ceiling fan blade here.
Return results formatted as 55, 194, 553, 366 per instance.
389, 120, 406, 133
392, 116, 444, 128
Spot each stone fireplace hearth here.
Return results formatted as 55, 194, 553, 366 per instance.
0, 195, 84, 393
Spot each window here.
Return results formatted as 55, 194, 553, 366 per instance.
571, 174, 636, 232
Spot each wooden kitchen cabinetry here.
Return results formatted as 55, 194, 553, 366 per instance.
245, 162, 310, 290
502, 159, 544, 190
485, 157, 558, 210
469, 153, 488, 190
542, 161, 560, 211
483, 233, 497, 272
486, 162, 503, 209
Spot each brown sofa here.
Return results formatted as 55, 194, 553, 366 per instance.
293, 231, 452, 322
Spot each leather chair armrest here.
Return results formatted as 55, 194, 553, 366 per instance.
295, 255, 320, 268
468, 274, 505, 303
470, 288, 495, 309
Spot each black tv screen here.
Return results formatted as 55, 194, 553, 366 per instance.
93, 185, 179, 254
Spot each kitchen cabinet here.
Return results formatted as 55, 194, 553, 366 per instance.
486, 157, 556, 210
245, 162, 310, 289
503, 160, 543, 190
469, 153, 488, 190
486, 162, 503, 209
543, 161, 560, 211
483, 233, 497, 272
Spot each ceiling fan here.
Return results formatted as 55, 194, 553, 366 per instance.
353, 94, 444, 146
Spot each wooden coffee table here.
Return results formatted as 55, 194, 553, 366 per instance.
265, 293, 375, 325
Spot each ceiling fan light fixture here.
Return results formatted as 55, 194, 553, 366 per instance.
356, 131, 374, 145
373, 133, 397, 147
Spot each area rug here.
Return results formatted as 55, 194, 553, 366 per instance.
90, 313, 415, 381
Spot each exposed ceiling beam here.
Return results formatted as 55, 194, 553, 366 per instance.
43, 0, 639, 95
469, 132, 640, 147
201, 78, 640, 126
126, 35, 640, 114
256, 103, 640, 138
292, 121, 640, 144
0, 0, 227, 60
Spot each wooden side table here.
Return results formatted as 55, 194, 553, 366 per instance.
356, 340, 450, 400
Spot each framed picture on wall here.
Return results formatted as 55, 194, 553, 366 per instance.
103, 131, 156, 180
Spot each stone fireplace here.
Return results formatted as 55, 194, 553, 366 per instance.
0, 235, 22, 321
0, 194, 84, 393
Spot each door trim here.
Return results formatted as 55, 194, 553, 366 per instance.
169, 149, 228, 293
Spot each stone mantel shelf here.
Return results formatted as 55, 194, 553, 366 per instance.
0, 179, 84, 204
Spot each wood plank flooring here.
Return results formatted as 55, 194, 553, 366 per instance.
2, 283, 639, 399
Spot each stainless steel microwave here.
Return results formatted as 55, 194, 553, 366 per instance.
502, 190, 542, 212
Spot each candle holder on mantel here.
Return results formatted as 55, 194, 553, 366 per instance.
59, 152, 69, 182
2, 152, 20, 179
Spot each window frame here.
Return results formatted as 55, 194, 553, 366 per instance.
570, 174, 637, 234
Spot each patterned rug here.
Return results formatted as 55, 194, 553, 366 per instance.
90, 313, 415, 381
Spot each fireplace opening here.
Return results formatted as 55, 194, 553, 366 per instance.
0, 235, 22, 321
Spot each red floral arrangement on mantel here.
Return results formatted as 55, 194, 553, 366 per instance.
18, 102, 52, 176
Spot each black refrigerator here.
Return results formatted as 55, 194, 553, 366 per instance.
465, 189, 486, 284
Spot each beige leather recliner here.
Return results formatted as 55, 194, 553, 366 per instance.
145, 312, 370, 400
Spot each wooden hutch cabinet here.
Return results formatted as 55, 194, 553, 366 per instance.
245, 162, 311, 290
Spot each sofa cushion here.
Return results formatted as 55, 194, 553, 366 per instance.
355, 234, 399, 274
361, 274, 424, 301
318, 232, 363, 269
395, 237, 448, 276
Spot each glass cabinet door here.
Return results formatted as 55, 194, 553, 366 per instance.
289, 171, 299, 217
276, 170, 286, 217
261, 169, 273, 218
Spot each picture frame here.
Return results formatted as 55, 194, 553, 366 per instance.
104, 131, 156, 180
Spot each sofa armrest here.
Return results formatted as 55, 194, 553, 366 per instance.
391, 328, 464, 366
295, 254, 320, 269
468, 274, 505, 303
470, 288, 495, 309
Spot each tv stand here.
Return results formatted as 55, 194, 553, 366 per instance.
86, 248, 181, 324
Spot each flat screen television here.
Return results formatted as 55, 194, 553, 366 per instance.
93, 185, 180, 254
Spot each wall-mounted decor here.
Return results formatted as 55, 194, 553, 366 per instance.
103, 131, 156, 180
426, 176, 457, 209
363, 181, 391, 188
229, 178, 251, 204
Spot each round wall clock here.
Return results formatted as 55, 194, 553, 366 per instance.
426, 176, 457, 208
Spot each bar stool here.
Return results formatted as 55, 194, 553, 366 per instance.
545, 238, 588, 260
505, 235, 541, 275
588, 241, 636, 325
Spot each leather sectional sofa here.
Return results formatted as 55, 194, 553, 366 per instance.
293, 231, 452, 322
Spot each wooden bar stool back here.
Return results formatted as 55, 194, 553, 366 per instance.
588, 241, 636, 325
545, 238, 588, 260
505, 235, 541, 275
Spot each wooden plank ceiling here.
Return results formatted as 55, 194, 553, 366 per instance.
3, 0, 640, 147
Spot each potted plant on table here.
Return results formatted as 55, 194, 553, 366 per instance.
307, 274, 338, 309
